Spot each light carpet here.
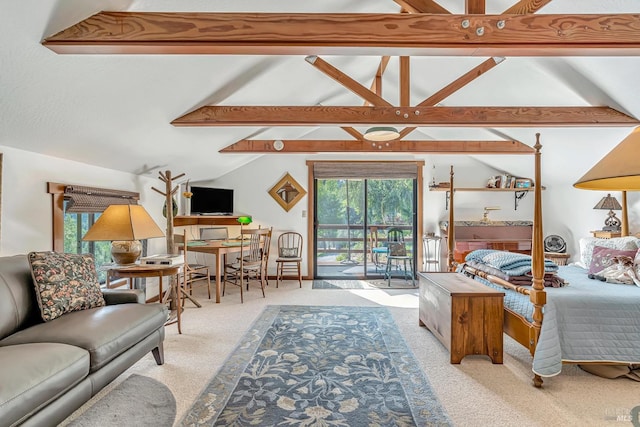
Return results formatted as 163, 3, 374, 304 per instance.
66, 374, 175, 427
60, 280, 640, 427
312, 279, 416, 289
178, 305, 451, 426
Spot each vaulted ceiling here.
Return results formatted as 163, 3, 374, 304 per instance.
2, 0, 640, 182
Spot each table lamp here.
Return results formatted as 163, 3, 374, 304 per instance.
593, 194, 622, 232
83, 204, 164, 265
237, 215, 252, 228
574, 126, 640, 236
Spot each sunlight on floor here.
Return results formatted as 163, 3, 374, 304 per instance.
345, 288, 419, 308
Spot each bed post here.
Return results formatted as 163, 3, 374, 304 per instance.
530, 134, 546, 388
447, 166, 455, 271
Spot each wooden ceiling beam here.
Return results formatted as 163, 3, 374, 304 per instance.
42, 12, 640, 56
220, 139, 535, 154
466, 0, 485, 15
305, 56, 392, 106
399, 56, 505, 138
503, 0, 553, 14
172, 106, 638, 127
393, 0, 451, 14
400, 56, 411, 106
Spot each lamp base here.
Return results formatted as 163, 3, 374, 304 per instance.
111, 240, 142, 265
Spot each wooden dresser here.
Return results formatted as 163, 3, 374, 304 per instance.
418, 272, 504, 364
440, 221, 533, 263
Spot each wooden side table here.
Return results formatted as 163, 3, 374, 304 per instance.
105, 264, 188, 334
544, 252, 570, 266
418, 272, 504, 364
591, 230, 622, 239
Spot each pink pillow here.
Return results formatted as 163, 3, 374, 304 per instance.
588, 246, 639, 274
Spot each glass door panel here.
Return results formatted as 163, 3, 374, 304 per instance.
315, 178, 416, 280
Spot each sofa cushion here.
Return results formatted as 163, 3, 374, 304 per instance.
0, 343, 89, 426
0, 303, 168, 372
0, 255, 42, 341
28, 252, 105, 322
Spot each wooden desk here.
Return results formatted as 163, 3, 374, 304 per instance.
183, 240, 248, 303
418, 272, 504, 364
105, 263, 185, 333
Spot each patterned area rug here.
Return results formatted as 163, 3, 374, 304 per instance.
179, 305, 451, 426
312, 279, 417, 289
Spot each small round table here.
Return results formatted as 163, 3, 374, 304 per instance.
105, 264, 186, 334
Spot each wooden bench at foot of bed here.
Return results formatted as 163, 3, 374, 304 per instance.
418, 272, 505, 364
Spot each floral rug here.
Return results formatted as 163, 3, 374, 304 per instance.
179, 305, 451, 426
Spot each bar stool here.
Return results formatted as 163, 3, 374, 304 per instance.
423, 234, 442, 272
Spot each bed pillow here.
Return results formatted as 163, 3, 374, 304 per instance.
577, 236, 640, 269
588, 246, 639, 274
28, 251, 106, 322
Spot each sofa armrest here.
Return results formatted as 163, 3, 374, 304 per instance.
102, 288, 145, 304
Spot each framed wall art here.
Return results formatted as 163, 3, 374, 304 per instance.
268, 172, 307, 212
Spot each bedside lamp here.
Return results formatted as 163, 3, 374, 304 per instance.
83, 204, 164, 265
574, 126, 640, 236
593, 194, 622, 232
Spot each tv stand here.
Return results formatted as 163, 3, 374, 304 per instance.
174, 215, 243, 226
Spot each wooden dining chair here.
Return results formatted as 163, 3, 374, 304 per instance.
223, 228, 269, 303
384, 227, 414, 286
276, 232, 303, 288
177, 230, 212, 301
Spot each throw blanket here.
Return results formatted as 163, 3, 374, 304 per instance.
465, 250, 566, 288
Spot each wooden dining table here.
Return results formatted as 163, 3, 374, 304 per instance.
182, 240, 249, 303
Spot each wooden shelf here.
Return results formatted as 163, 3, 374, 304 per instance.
429, 187, 539, 192
174, 215, 242, 226
430, 186, 544, 210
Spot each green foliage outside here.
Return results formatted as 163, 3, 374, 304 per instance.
64, 211, 111, 282
316, 178, 415, 260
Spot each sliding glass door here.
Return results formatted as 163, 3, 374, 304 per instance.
314, 177, 416, 280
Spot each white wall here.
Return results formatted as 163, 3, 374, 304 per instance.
0, 145, 166, 256
205, 152, 635, 271
2, 145, 630, 270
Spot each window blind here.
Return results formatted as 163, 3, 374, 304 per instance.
312, 161, 419, 179
64, 185, 139, 213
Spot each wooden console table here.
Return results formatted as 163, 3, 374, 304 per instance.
418, 272, 504, 364
173, 215, 242, 226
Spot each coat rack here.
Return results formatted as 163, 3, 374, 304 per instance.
151, 170, 185, 254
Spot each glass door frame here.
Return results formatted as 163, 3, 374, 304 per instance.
313, 177, 419, 280
306, 160, 425, 282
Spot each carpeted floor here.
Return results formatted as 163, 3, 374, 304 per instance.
60, 280, 640, 427
65, 374, 175, 427
178, 305, 451, 426
312, 279, 416, 289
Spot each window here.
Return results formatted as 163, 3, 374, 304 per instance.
48, 182, 140, 283
63, 204, 111, 282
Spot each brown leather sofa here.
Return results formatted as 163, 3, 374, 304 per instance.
0, 255, 168, 426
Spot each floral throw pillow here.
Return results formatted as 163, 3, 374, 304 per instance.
28, 252, 106, 322
588, 246, 639, 275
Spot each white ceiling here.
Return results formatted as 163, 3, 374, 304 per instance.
1, 0, 639, 183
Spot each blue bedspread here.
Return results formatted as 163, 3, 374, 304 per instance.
532, 264, 640, 377
462, 254, 640, 377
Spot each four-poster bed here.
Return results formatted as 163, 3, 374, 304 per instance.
444, 134, 640, 387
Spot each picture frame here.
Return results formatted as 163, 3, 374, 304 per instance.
268, 172, 307, 212
515, 178, 532, 188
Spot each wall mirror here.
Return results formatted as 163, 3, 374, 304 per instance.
268, 172, 307, 212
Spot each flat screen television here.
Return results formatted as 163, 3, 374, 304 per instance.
189, 186, 234, 215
